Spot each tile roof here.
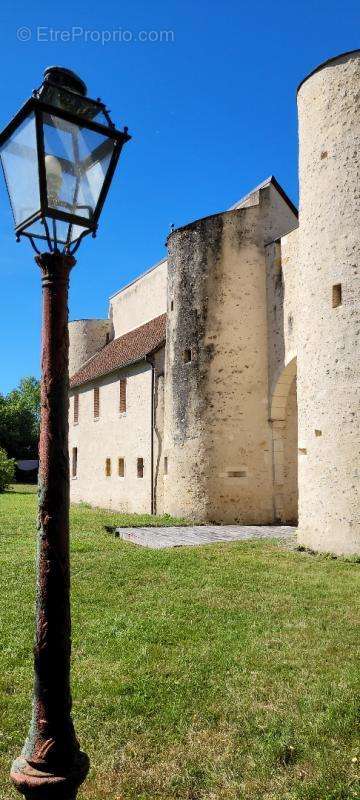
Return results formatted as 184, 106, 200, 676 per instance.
70, 313, 166, 388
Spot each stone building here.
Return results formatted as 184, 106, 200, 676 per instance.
69, 51, 360, 555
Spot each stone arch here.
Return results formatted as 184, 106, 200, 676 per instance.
270, 358, 298, 524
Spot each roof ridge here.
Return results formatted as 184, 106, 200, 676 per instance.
228, 175, 298, 217
228, 175, 274, 209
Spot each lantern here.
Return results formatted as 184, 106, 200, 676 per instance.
0, 66, 130, 254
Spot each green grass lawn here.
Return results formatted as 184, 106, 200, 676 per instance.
0, 487, 359, 800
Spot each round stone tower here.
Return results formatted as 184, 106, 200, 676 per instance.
163, 182, 297, 524
297, 50, 360, 554
68, 318, 113, 377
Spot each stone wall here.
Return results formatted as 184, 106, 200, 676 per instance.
152, 348, 165, 515
69, 344, 165, 514
265, 227, 299, 524
283, 376, 298, 523
265, 227, 298, 402
163, 183, 298, 523
110, 259, 167, 339
297, 50, 360, 554
69, 361, 153, 513
280, 228, 298, 368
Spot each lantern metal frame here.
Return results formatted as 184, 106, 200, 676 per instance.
0, 83, 130, 255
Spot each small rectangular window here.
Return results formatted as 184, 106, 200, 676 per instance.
74, 393, 79, 424
119, 378, 127, 413
118, 457, 125, 477
105, 457, 111, 477
137, 457, 144, 478
183, 348, 192, 363
72, 447, 78, 478
94, 387, 100, 418
164, 456, 168, 475
227, 470, 247, 478
332, 284, 342, 308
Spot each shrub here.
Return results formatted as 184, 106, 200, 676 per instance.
0, 447, 15, 492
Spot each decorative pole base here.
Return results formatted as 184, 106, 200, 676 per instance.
11, 751, 89, 800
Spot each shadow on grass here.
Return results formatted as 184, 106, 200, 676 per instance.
6, 484, 38, 495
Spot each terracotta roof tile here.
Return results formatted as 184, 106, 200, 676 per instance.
70, 313, 166, 388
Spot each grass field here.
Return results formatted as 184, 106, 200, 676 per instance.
0, 486, 359, 800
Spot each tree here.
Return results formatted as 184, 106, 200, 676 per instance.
7, 377, 40, 425
0, 377, 40, 459
0, 447, 15, 492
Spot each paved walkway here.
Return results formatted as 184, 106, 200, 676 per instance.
115, 525, 296, 549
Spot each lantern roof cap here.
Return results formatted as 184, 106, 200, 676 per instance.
43, 66, 87, 97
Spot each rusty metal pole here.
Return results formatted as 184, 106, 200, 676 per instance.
11, 252, 89, 800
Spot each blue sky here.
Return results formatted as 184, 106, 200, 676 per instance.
0, 0, 359, 393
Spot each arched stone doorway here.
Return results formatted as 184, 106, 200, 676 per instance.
270, 358, 298, 525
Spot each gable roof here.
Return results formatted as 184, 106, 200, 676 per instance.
70, 313, 166, 389
228, 175, 298, 218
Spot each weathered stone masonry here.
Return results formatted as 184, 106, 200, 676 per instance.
163, 182, 297, 524
68, 51, 360, 555
297, 51, 360, 555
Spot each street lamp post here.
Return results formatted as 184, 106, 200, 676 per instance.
0, 67, 130, 799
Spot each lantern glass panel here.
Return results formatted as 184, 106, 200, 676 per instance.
0, 113, 40, 227
43, 113, 115, 222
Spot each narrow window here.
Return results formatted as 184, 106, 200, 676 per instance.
183, 348, 192, 363
105, 458, 111, 477
119, 377, 127, 413
170, 300, 174, 311
118, 457, 125, 477
164, 456, 168, 475
105, 332, 110, 344
73, 393, 79, 424
137, 457, 144, 478
72, 447, 78, 478
227, 470, 247, 478
94, 387, 100, 418
332, 284, 342, 308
